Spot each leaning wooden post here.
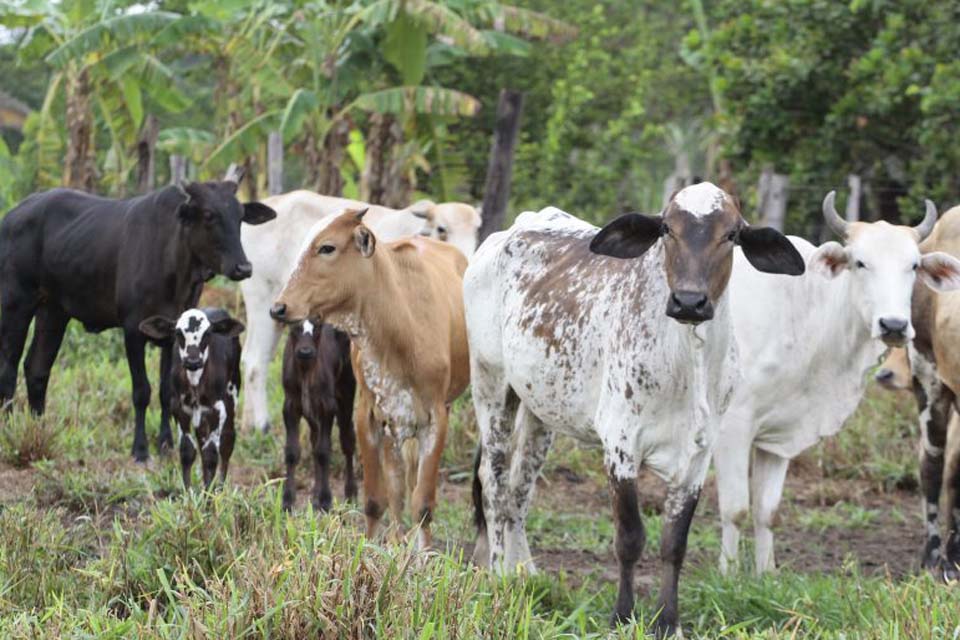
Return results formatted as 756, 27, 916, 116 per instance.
267, 131, 283, 196
478, 89, 524, 243
169, 154, 187, 184
846, 174, 861, 222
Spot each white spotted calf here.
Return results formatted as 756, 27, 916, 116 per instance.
465, 183, 804, 637
140, 308, 244, 489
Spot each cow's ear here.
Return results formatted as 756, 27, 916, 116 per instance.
210, 317, 245, 338
919, 251, 960, 292
809, 241, 848, 278
590, 213, 663, 259
243, 202, 277, 225
738, 226, 805, 275
139, 316, 175, 340
354, 225, 376, 258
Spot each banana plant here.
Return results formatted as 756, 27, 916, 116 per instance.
4, 0, 192, 191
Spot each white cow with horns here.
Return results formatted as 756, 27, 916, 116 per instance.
465, 183, 805, 637
239, 190, 480, 433
715, 192, 960, 575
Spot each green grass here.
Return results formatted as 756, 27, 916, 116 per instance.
0, 304, 958, 638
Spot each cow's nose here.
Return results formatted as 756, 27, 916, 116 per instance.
666, 291, 714, 324
230, 261, 253, 280
875, 368, 895, 385
184, 358, 204, 371
878, 317, 909, 344
270, 303, 287, 321
296, 346, 316, 360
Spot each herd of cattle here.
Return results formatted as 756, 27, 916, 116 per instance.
1, 171, 959, 636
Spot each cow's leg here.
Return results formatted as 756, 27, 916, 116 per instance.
200, 425, 219, 490
474, 384, 521, 570
240, 309, 281, 433
178, 417, 197, 490
23, 304, 69, 414
714, 408, 753, 575
282, 397, 302, 511
156, 344, 174, 453
410, 403, 449, 551
310, 413, 335, 512
653, 485, 701, 639
609, 475, 645, 626
381, 429, 408, 539
913, 369, 951, 570
941, 412, 960, 581
356, 396, 387, 538
501, 406, 553, 569
217, 406, 236, 485
124, 330, 152, 462
337, 390, 358, 502
0, 295, 37, 410
751, 448, 790, 574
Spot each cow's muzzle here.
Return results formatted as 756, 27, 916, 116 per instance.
296, 346, 316, 361
666, 291, 714, 324
271, 303, 290, 323
184, 358, 204, 372
227, 261, 253, 281
878, 317, 909, 346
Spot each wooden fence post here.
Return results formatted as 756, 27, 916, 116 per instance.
267, 131, 283, 196
846, 174, 861, 222
757, 165, 788, 231
478, 89, 524, 243
136, 114, 158, 193
169, 154, 187, 184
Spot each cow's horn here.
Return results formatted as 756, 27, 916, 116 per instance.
355, 207, 369, 221
223, 163, 246, 185
822, 190, 848, 238
914, 199, 937, 241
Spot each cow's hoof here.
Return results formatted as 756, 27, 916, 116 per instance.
941, 560, 960, 584
314, 493, 333, 513
653, 619, 680, 639
132, 448, 150, 464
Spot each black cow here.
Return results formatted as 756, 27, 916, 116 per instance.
282, 320, 357, 512
140, 307, 243, 488
0, 176, 275, 461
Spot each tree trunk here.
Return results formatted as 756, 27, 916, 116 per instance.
267, 131, 283, 196
478, 90, 524, 243
63, 68, 96, 192
306, 117, 350, 196
361, 113, 408, 207
136, 114, 158, 193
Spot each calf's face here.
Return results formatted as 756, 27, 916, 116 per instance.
413, 201, 482, 258
810, 194, 960, 346
291, 319, 321, 361
271, 208, 375, 325
140, 309, 244, 385
875, 347, 911, 391
591, 182, 805, 324
177, 181, 277, 281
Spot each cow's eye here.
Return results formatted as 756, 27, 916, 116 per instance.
317, 244, 336, 255
913, 263, 919, 271
856, 260, 867, 269
436, 225, 448, 240
725, 229, 738, 243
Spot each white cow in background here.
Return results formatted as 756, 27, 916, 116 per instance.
239, 190, 481, 432
716, 192, 960, 575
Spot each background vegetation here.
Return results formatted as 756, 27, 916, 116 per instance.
2, 1, 960, 638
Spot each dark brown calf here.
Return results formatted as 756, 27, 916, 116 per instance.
281, 320, 357, 511
139, 307, 243, 489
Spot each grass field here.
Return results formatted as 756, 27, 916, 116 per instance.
0, 286, 959, 638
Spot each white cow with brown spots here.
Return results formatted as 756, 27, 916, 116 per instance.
239, 191, 480, 435
715, 193, 960, 576
270, 208, 470, 550
465, 183, 805, 637
139, 308, 244, 489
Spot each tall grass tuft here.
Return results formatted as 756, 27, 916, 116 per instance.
0, 409, 62, 468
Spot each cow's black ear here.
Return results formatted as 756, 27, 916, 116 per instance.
210, 317, 245, 338
738, 226, 806, 276
139, 316, 175, 340
243, 202, 277, 225
590, 214, 663, 259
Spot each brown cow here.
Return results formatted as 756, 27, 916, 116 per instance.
270, 208, 470, 549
